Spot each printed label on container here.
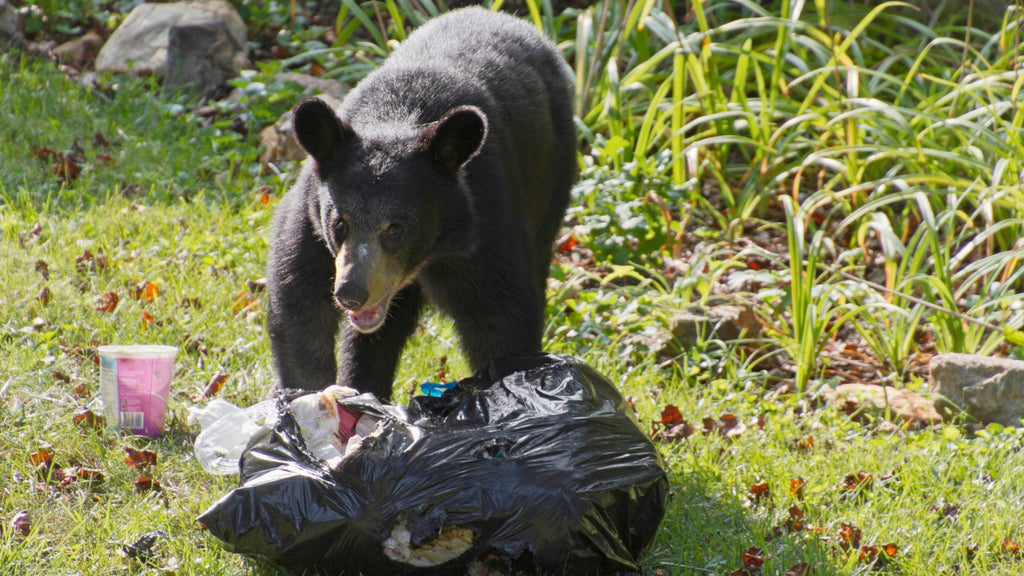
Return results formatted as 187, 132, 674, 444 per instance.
99, 355, 173, 436
99, 355, 120, 431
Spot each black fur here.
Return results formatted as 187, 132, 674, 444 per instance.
267, 7, 576, 399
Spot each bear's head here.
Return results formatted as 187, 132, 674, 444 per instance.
292, 98, 486, 333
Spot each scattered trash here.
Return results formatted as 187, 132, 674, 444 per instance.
199, 354, 668, 575
121, 530, 167, 565
188, 398, 277, 475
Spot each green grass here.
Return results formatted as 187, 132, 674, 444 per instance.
4, 1, 1024, 574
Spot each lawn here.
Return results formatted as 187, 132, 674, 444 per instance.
2, 0, 1024, 575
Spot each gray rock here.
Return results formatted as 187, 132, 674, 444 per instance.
276, 72, 347, 97
819, 383, 942, 427
0, 0, 24, 50
164, 20, 244, 97
95, 1, 246, 77
664, 304, 761, 350
52, 30, 105, 67
929, 353, 1024, 426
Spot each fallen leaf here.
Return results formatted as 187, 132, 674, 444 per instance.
559, 235, 579, 252
37, 286, 52, 305
10, 511, 31, 537
859, 543, 899, 564
74, 467, 105, 483
789, 477, 805, 501
741, 547, 765, 568
660, 404, 683, 425
55, 474, 77, 490
180, 297, 202, 309
232, 292, 258, 315
255, 186, 273, 207
29, 449, 54, 470
785, 563, 810, 576
200, 372, 229, 399
651, 404, 694, 442
840, 471, 873, 493
785, 505, 805, 532
749, 482, 771, 505
141, 311, 155, 327
703, 413, 746, 439
124, 447, 157, 470
837, 522, 862, 550
182, 333, 209, 356
929, 498, 960, 522
95, 291, 119, 313
135, 475, 162, 492
1003, 537, 1021, 556
35, 259, 50, 280
789, 435, 814, 452
131, 280, 160, 302
34, 145, 84, 182
653, 420, 695, 442
72, 409, 104, 429
30, 449, 64, 483
24, 222, 43, 244
75, 249, 108, 274
729, 546, 766, 576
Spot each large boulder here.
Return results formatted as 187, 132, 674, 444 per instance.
658, 304, 761, 358
51, 30, 105, 68
95, 1, 246, 78
820, 383, 942, 428
0, 0, 24, 50
929, 353, 1024, 426
164, 19, 246, 97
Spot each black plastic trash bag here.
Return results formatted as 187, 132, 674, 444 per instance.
199, 354, 668, 575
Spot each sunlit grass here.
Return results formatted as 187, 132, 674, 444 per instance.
4, 1, 1024, 574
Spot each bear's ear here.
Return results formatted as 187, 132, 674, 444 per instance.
293, 98, 348, 167
423, 106, 488, 175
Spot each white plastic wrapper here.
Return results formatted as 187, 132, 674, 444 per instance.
190, 399, 278, 475
191, 387, 381, 475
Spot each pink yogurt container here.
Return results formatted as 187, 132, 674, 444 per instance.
98, 345, 178, 436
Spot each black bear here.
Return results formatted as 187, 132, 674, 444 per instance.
266, 7, 576, 399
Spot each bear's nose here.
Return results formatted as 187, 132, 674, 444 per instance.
335, 284, 369, 311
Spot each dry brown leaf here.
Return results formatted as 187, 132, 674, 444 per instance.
124, 447, 157, 470
10, 511, 31, 537
200, 372, 229, 400
95, 291, 119, 313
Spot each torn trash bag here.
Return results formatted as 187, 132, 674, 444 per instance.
199, 354, 669, 575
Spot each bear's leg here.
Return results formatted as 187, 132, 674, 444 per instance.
446, 277, 546, 371
267, 216, 341, 391
339, 283, 424, 400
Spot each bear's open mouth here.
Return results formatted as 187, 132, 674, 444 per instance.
347, 298, 388, 334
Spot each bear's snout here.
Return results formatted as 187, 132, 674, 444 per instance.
335, 283, 369, 311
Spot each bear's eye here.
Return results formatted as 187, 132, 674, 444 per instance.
385, 223, 404, 240
382, 223, 404, 250
332, 219, 347, 246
